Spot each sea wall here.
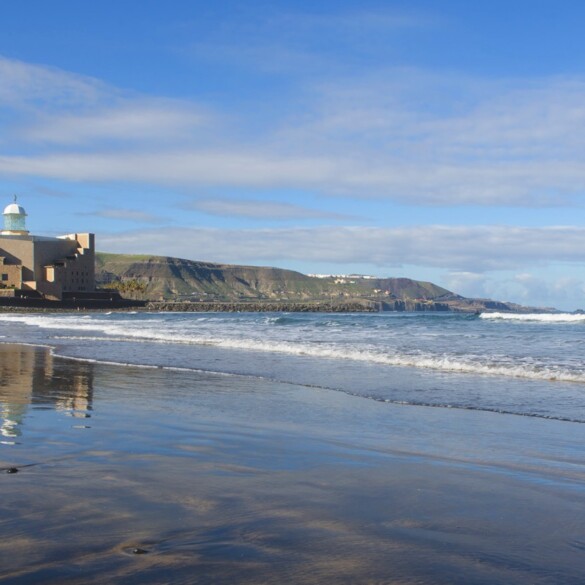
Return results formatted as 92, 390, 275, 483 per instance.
145, 300, 452, 312
145, 301, 378, 312
0, 297, 464, 313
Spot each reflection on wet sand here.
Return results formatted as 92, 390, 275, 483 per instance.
0, 344, 93, 442
1, 344, 585, 584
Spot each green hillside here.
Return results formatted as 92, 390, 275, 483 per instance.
95, 253, 457, 302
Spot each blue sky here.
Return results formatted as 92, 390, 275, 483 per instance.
1, 1, 585, 309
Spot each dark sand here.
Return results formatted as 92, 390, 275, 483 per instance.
1, 344, 585, 584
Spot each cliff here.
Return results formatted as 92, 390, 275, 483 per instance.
96, 253, 452, 302
95, 252, 541, 313
96, 253, 333, 300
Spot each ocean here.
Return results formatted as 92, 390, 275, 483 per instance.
1, 310, 584, 422
3, 310, 585, 583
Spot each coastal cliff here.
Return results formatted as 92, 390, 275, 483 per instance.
95, 252, 545, 313
96, 253, 453, 302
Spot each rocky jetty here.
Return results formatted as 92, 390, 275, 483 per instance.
145, 300, 378, 312
146, 299, 456, 312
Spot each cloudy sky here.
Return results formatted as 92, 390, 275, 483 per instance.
2, 0, 585, 309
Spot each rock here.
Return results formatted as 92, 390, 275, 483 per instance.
132, 547, 148, 555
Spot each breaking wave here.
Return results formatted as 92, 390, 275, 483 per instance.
480, 312, 585, 323
1, 313, 583, 384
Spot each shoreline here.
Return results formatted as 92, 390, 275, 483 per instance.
2, 342, 585, 583
4, 338, 584, 424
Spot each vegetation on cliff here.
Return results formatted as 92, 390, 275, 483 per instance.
96, 253, 452, 302
95, 252, 537, 312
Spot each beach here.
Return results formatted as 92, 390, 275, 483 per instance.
2, 342, 585, 584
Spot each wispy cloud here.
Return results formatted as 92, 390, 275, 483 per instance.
292, 9, 430, 31
0, 55, 107, 109
31, 184, 71, 198
22, 101, 207, 146
0, 56, 211, 150
2, 149, 585, 207
83, 208, 164, 224
185, 198, 354, 220
3, 56, 585, 209
183, 7, 430, 74
0, 151, 338, 186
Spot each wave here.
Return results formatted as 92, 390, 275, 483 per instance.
49, 332, 585, 384
52, 349, 585, 422
3, 339, 583, 425
374, 398, 585, 423
480, 312, 585, 323
3, 313, 585, 384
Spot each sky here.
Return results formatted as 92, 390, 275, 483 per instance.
1, 0, 585, 309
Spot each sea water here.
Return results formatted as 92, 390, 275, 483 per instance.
1, 310, 584, 422
2, 311, 585, 584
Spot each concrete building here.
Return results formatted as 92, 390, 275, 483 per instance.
0, 198, 95, 300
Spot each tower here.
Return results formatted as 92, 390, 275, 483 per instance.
2, 196, 29, 236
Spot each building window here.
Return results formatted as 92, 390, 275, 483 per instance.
1, 274, 8, 281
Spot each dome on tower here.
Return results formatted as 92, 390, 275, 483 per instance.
3, 202, 26, 216
2, 196, 29, 235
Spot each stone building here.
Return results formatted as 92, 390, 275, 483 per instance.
0, 198, 95, 300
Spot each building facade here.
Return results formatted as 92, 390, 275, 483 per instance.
0, 198, 95, 300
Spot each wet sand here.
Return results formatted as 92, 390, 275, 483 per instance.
1, 344, 585, 584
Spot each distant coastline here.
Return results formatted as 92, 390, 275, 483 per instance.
0, 297, 558, 314
91, 252, 560, 314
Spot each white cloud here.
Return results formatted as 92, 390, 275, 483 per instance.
0, 56, 210, 149
2, 150, 585, 207
270, 73, 585, 205
22, 101, 207, 145
0, 151, 338, 186
0, 55, 107, 109
3, 57, 585, 208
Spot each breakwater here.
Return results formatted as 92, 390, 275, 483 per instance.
145, 300, 378, 312
145, 299, 452, 312
0, 298, 455, 313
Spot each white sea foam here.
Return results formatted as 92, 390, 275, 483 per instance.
2, 312, 585, 383
49, 333, 585, 384
480, 312, 585, 323
55, 352, 236, 376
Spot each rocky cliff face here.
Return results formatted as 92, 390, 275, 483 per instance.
96, 253, 332, 300
96, 253, 457, 302
95, 252, 540, 312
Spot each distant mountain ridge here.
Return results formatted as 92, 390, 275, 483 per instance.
95, 252, 547, 313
